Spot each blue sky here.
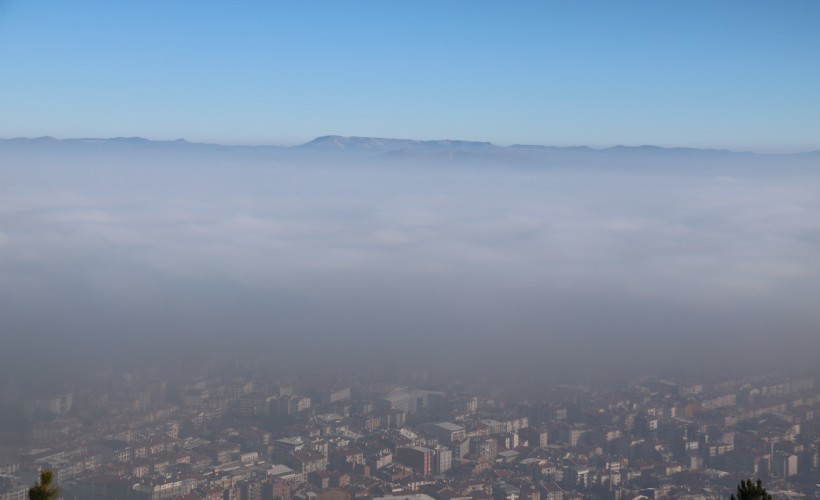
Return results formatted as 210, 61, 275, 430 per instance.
1, 1, 819, 151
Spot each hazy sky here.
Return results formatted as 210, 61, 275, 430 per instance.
1, 1, 819, 151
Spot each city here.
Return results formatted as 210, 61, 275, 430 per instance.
1, 361, 817, 499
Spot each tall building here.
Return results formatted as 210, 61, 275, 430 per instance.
418, 422, 466, 443
434, 446, 452, 474
471, 438, 497, 458
396, 446, 433, 475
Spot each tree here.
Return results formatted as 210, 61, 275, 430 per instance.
28, 469, 61, 500
730, 478, 772, 500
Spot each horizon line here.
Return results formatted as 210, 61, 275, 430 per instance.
3, 134, 819, 156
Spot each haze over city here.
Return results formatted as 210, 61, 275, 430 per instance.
1, 2, 820, 499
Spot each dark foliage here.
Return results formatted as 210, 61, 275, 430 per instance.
730, 478, 772, 500
28, 469, 61, 500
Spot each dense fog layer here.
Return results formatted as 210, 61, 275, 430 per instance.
1, 139, 819, 387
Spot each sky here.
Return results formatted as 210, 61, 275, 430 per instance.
1, 1, 820, 152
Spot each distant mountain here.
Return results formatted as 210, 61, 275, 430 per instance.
0, 136, 288, 159
793, 149, 820, 158
300, 135, 497, 153
601, 145, 751, 157
2, 135, 817, 166
300, 135, 421, 151
509, 144, 595, 152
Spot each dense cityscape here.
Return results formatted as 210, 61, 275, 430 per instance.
1, 362, 818, 500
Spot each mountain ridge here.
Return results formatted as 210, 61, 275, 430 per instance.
1, 135, 817, 157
